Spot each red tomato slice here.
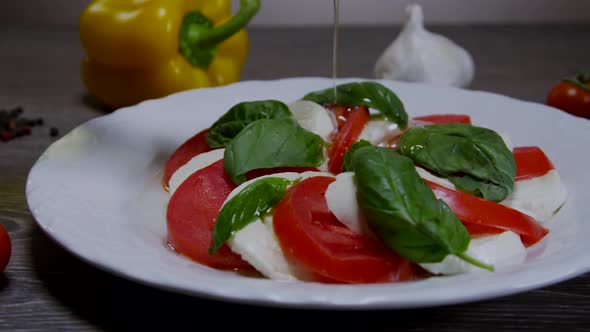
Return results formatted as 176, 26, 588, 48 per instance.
413, 114, 472, 124
0, 224, 10, 272
325, 104, 352, 127
327, 106, 370, 174
167, 160, 253, 271
426, 180, 548, 247
513, 146, 555, 181
163, 129, 212, 189
245, 167, 319, 180
273, 176, 414, 283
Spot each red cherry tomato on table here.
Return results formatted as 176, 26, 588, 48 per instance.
0, 224, 10, 272
166, 160, 253, 271
546, 73, 590, 119
273, 176, 414, 283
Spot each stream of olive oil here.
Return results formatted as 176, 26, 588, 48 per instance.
332, 0, 340, 103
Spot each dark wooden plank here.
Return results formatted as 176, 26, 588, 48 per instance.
1, 25, 589, 331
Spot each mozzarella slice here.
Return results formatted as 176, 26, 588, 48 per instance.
168, 149, 225, 195
415, 167, 455, 190
288, 100, 336, 172
420, 231, 526, 275
288, 100, 336, 142
225, 171, 334, 280
358, 119, 401, 146
501, 170, 567, 223
325, 172, 372, 236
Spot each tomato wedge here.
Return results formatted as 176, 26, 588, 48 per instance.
167, 160, 253, 271
273, 176, 414, 283
163, 129, 212, 189
413, 114, 472, 124
426, 180, 548, 247
327, 106, 370, 174
513, 146, 555, 181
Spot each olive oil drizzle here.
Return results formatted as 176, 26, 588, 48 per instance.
332, 0, 340, 103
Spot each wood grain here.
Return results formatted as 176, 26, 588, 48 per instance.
1, 24, 589, 331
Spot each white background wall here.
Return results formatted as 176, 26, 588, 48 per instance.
0, 0, 589, 26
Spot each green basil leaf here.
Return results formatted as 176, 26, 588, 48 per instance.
350, 146, 493, 271
397, 123, 516, 202
206, 100, 293, 148
303, 81, 408, 128
342, 139, 372, 172
209, 177, 292, 255
224, 119, 324, 185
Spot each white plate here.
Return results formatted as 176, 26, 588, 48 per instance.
26, 78, 590, 309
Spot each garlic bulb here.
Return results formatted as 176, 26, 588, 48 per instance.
374, 4, 475, 88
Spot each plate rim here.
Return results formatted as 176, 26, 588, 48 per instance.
26, 77, 590, 309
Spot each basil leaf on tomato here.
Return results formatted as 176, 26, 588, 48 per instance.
206, 100, 293, 148
342, 139, 372, 172
209, 177, 292, 255
397, 123, 516, 202
350, 146, 493, 271
303, 82, 408, 129
224, 119, 324, 185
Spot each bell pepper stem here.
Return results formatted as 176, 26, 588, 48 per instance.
180, 0, 260, 68
190, 0, 260, 47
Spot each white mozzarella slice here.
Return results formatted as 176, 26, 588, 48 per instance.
325, 172, 371, 236
228, 217, 297, 280
420, 231, 526, 275
225, 171, 334, 280
415, 167, 455, 190
288, 100, 336, 172
501, 170, 567, 223
168, 149, 225, 195
288, 100, 336, 142
358, 119, 401, 145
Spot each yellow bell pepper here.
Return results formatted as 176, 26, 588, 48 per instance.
79, 0, 260, 108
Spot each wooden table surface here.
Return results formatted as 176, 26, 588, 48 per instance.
1, 24, 589, 330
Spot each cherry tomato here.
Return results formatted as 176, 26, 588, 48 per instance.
326, 105, 370, 174
513, 146, 555, 181
273, 176, 414, 283
163, 129, 212, 190
413, 114, 472, 124
167, 160, 253, 271
0, 224, 10, 272
426, 180, 548, 247
547, 73, 590, 119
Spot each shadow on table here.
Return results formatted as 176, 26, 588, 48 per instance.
0, 274, 8, 291
80, 93, 113, 114
30, 229, 436, 330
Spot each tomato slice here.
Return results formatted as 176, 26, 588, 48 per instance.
245, 167, 319, 180
513, 146, 555, 181
426, 180, 548, 247
327, 106, 370, 174
0, 224, 10, 272
273, 176, 414, 283
413, 114, 472, 124
167, 160, 253, 271
163, 129, 212, 189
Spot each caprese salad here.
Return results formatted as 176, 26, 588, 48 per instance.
163, 81, 566, 283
